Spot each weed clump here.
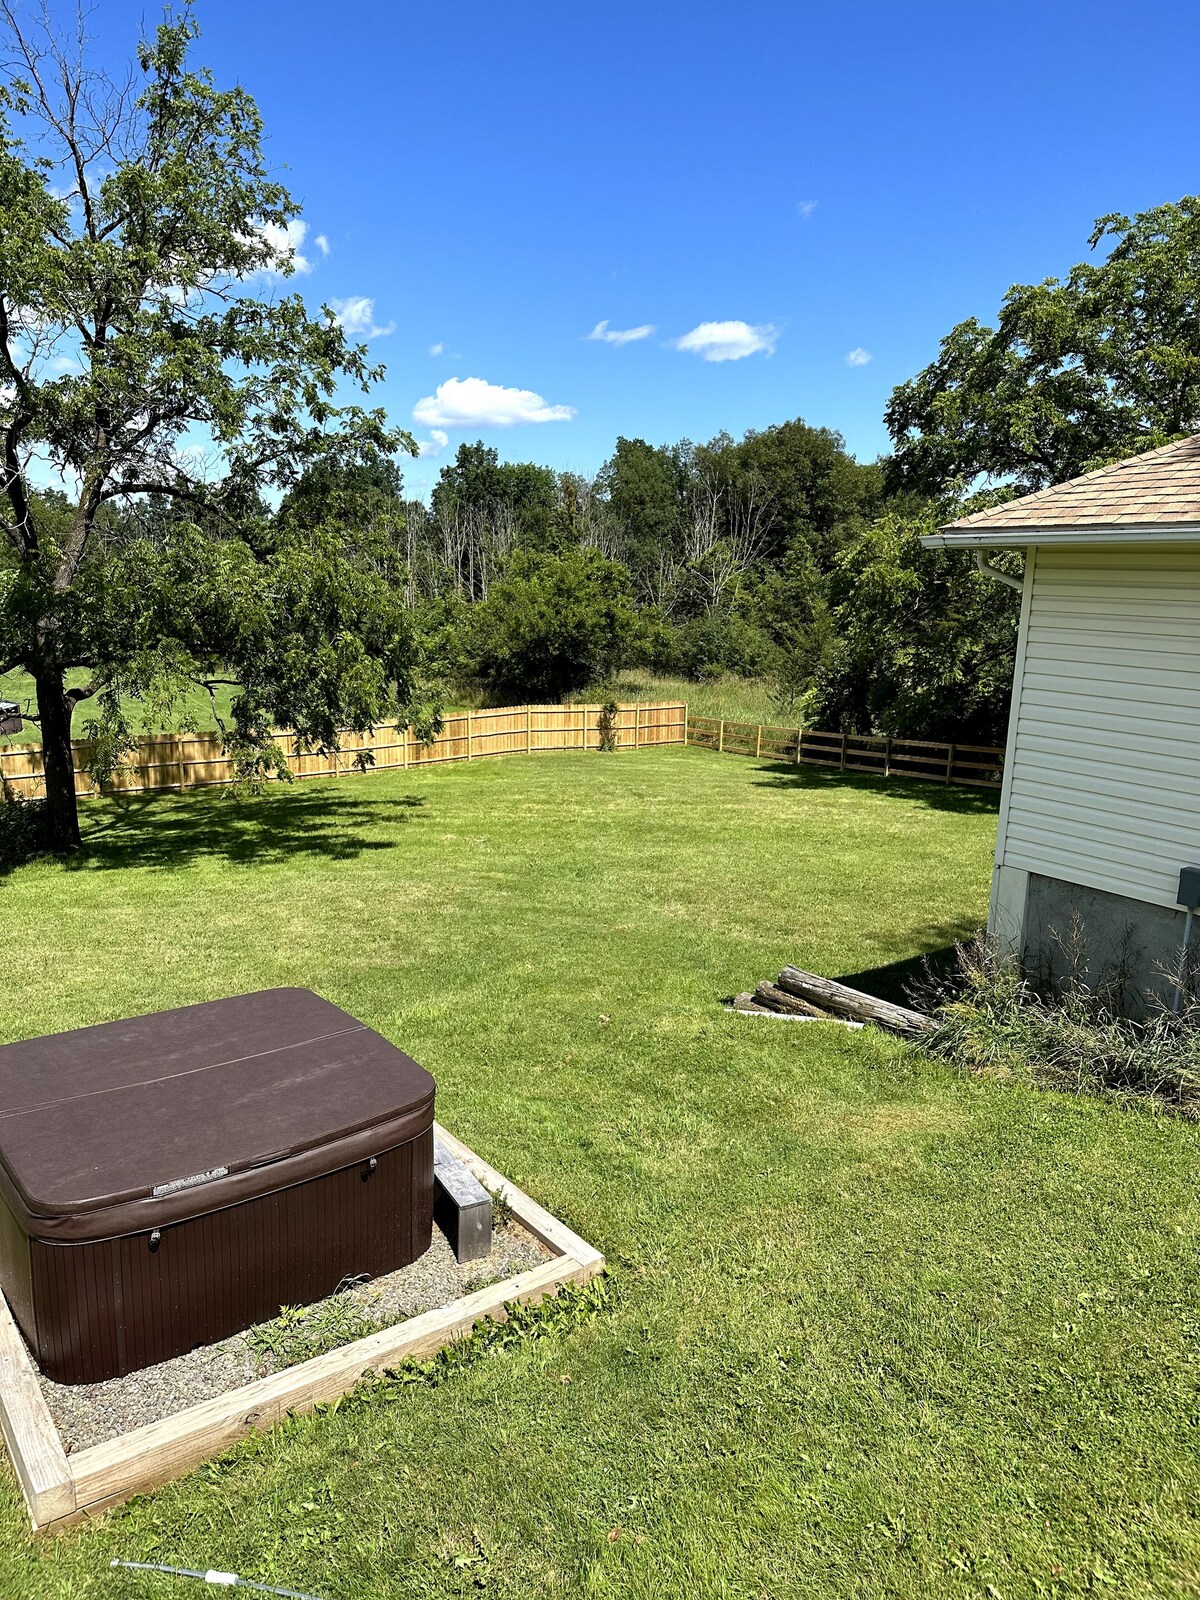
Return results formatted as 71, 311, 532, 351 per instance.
248, 1297, 384, 1371
596, 701, 620, 752
921, 938, 1200, 1117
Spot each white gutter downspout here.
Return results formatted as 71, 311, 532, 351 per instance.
973, 550, 1024, 592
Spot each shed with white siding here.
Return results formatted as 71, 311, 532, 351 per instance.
922, 434, 1200, 1010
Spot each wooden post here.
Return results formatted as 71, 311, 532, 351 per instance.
840, 732, 847, 771
402, 723, 409, 770
466, 710, 473, 760
755, 724, 762, 759
634, 704, 641, 750
718, 719, 725, 754
884, 736, 892, 777
526, 705, 532, 754
945, 743, 955, 784
795, 728, 802, 764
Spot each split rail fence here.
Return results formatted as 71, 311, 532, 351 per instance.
686, 714, 1005, 789
0, 702, 688, 801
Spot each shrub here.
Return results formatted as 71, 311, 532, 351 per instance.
922, 938, 1200, 1116
0, 795, 50, 868
471, 548, 635, 702
596, 701, 620, 752
650, 612, 773, 681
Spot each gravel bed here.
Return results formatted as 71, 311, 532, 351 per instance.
39, 1222, 548, 1453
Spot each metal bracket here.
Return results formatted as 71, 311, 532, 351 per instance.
974, 550, 1024, 592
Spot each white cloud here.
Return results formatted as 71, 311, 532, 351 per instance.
844, 347, 872, 367
417, 429, 449, 458
429, 341, 445, 357
327, 295, 395, 339
796, 199, 818, 219
585, 319, 655, 346
412, 376, 575, 429
252, 219, 313, 277
315, 234, 330, 256
671, 320, 778, 362
49, 354, 81, 374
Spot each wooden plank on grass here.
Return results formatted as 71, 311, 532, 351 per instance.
0, 1292, 74, 1527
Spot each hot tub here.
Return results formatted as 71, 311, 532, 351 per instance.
0, 989, 435, 1384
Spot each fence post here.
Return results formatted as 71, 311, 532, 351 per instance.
884, 736, 892, 778
526, 705, 532, 754
795, 727, 802, 764
682, 702, 688, 746
718, 719, 725, 754
634, 704, 640, 750
402, 723, 409, 770
840, 733, 847, 771
755, 724, 762, 759
467, 711, 473, 760
945, 743, 955, 784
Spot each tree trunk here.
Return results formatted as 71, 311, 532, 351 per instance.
33, 664, 81, 853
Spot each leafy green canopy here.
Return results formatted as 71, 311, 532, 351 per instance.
886, 199, 1200, 495
0, 4, 420, 843
472, 548, 636, 702
810, 506, 1021, 745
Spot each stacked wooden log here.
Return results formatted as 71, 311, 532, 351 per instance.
732, 966, 935, 1038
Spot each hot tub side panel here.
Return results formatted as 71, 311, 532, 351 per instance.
0, 1194, 36, 1354
27, 1128, 434, 1385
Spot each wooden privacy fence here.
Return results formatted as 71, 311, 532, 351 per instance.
686, 714, 1005, 789
0, 702, 688, 801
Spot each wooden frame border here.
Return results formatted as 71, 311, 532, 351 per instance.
0, 1122, 604, 1533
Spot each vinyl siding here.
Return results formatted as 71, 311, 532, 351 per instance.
997, 546, 1200, 910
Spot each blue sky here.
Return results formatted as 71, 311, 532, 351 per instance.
81, 0, 1200, 495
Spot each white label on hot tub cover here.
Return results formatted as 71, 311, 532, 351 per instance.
151, 1166, 230, 1198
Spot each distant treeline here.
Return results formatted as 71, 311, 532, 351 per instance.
275, 422, 1021, 745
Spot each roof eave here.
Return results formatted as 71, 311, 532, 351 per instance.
921, 522, 1200, 550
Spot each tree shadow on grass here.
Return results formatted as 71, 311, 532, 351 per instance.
751, 761, 1001, 817
59, 785, 426, 872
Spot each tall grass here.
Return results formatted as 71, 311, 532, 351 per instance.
924, 938, 1200, 1116
605, 670, 781, 724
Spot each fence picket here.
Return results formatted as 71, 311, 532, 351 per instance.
0, 702, 690, 802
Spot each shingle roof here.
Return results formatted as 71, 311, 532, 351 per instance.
942, 434, 1200, 534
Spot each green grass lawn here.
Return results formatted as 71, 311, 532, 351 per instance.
0, 668, 238, 748
2, 748, 1199, 1599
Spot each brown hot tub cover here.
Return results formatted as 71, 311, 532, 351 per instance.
0, 989, 435, 1383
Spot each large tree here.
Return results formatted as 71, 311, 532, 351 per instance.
702, 418, 883, 569
810, 504, 1021, 745
886, 198, 1200, 495
0, 5, 418, 851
